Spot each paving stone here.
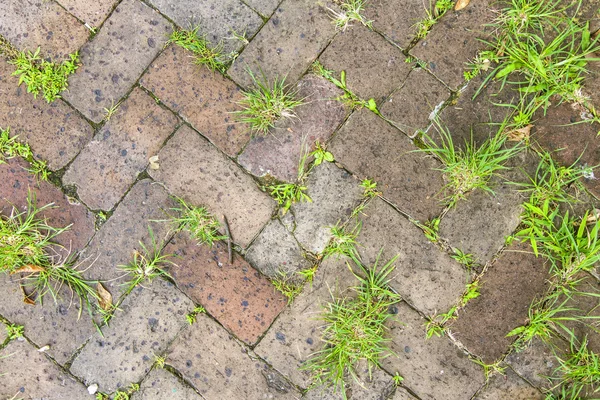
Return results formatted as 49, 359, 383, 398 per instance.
70, 279, 194, 393
147, 0, 262, 54
318, 24, 410, 102
291, 161, 363, 254
63, 87, 178, 211
237, 74, 347, 182
140, 45, 249, 157
0, 322, 6, 343
254, 257, 359, 387
77, 179, 176, 298
473, 367, 543, 400
0, 0, 88, 62
149, 125, 275, 248
245, 218, 312, 280
449, 242, 550, 364
0, 339, 90, 399
364, 0, 426, 49
63, 0, 172, 123
56, 0, 118, 27
380, 68, 451, 137
382, 302, 485, 400
329, 108, 445, 221
410, 0, 498, 90
0, 58, 94, 170
166, 315, 302, 399
356, 197, 467, 316
163, 232, 286, 345
244, 0, 281, 17
228, 0, 337, 88
390, 387, 418, 400
131, 363, 203, 399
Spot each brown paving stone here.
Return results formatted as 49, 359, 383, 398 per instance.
147, 0, 262, 54
149, 125, 275, 248
364, 0, 426, 49
449, 242, 550, 364
410, 0, 498, 90
163, 232, 287, 345
0, 0, 88, 62
70, 279, 194, 393
356, 197, 467, 316
132, 368, 203, 400
63, 0, 172, 123
473, 367, 543, 400
227, 0, 337, 88
380, 67, 451, 137
167, 315, 302, 399
63, 87, 179, 211
0, 339, 90, 399
318, 24, 411, 102
76, 179, 176, 298
291, 161, 363, 254
140, 44, 249, 157
55, 0, 118, 28
237, 74, 347, 182
383, 302, 485, 400
0, 58, 94, 170
329, 108, 445, 221
244, 0, 281, 17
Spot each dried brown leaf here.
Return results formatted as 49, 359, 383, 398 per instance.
11, 264, 45, 274
149, 155, 160, 170
97, 283, 113, 311
455, 0, 470, 11
20, 284, 36, 305
506, 125, 532, 141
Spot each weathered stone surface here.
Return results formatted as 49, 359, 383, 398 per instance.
140, 45, 249, 156
254, 257, 358, 387
449, 242, 550, 363
149, 125, 275, 248
63, 0, 172, 122
70, 279, 194, 393
390, 387, 418, 399
356, 197, 466, 316
245, 218, 312, 279
473, 367, 543, 400
0, 0, 88, 62
163, 232, 287, 345
410, 0, 498, 90
380, 68, 450, 137
131, 360, 203, 399
319, 24, 411, 102
63, 87, 178, 211
167, 316, 302, 399
238, 74, 347, 182
0, 58, 94, 170
291, 161, 363, 254
56, 0, 118, 27
147, 0, 262, 54
244, 0, 280, 17
330, 108, 445, 221
77, 179, 176, 298
0, 322, 6, 343
228, 0, 337, 88
383, 302, 485, 400
364, 0, 426, 49
0, 339, 90, 399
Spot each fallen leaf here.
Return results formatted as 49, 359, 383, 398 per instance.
455, 0, 470, 10
149, 155, 160, 170
20, 284, 36, 305
11, 264, 45, 274
506, 125, 532, 141
97, 283, 113, 311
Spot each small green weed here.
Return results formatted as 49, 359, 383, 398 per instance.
169, 197, 226, 247
328, 0, 373, 31
472, 358, 507, 380
112, 383, 139, 400
392, 372, 404, 386
551, 338, 600, 397
5, 323, 24, 340
186, 305, 206, 325
298, 265, 319, 285
154, 354, 167, 368
267, 182, 312, 213
1, 127, 50, 181
415, 0, 454, 39
451, 248, 475, 269
103, 101, 120, 121
310, 141, 334, 167
418, 217, 440, 242
272, 271, 304, 304
426, 306, 457, 338
360, 179, 380, 198
322, 223, 360, 260
168, 27, 228, 73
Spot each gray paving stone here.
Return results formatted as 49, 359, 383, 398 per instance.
380, 68, 451, 137
55, 0, 119, 28
149, 125, 275, 248
63, 87, 179, 211
390, 387, 418, 399
237, 74, 347, 182
228, 0, 337, 88
0, 58, 94, 170
0, 0, 88, 62
473, 367, 543, 400
63, 0, 172, 122
291, 161, 363, 254
166, 315, 302, 399
140, 44, 249, 157
244, 0, 281, 17
131, 365, 203, 400
147, 0, 262, 54
254, 257, 358, 387
76, 179, 177, 299
383, 302, 485, 400
0, 321, 7, 344
245, 219, 312, 280
70, 279, 194, 393
356, 197, 467, 316
364, 0, 427, 49
318, 24, 411, 102
329, 108, 445, 221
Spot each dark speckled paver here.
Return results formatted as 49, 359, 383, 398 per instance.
55, 0, 119, 28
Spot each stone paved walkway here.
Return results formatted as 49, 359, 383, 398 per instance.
1, 0, 600, 399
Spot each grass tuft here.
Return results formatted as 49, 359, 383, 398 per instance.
169, 197, 227, 247
328, 0, 373, 31
168, 27, 228, 73
1, 127, 50, 181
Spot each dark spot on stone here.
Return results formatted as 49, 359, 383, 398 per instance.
194, 372, 200, 378
404, 346, 411, 353
225, 367, 232, 377
143, 355, 150, 361
58, 305, 68, 315
94, 89, 102, 96
389, 305, 398, 314
272, 17, 280, 26
186, 360, 193, 367
112, 74, 119, 84
148, 317, 159, 332
275, 332, 285, 342
306, 337, 313, 345
95, 96, 102, 103
19, 387, 25, 393
241, 300, 249, 307
148, 38, 156, 48
121, 149, 127, 156
149, 20, 159, 26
